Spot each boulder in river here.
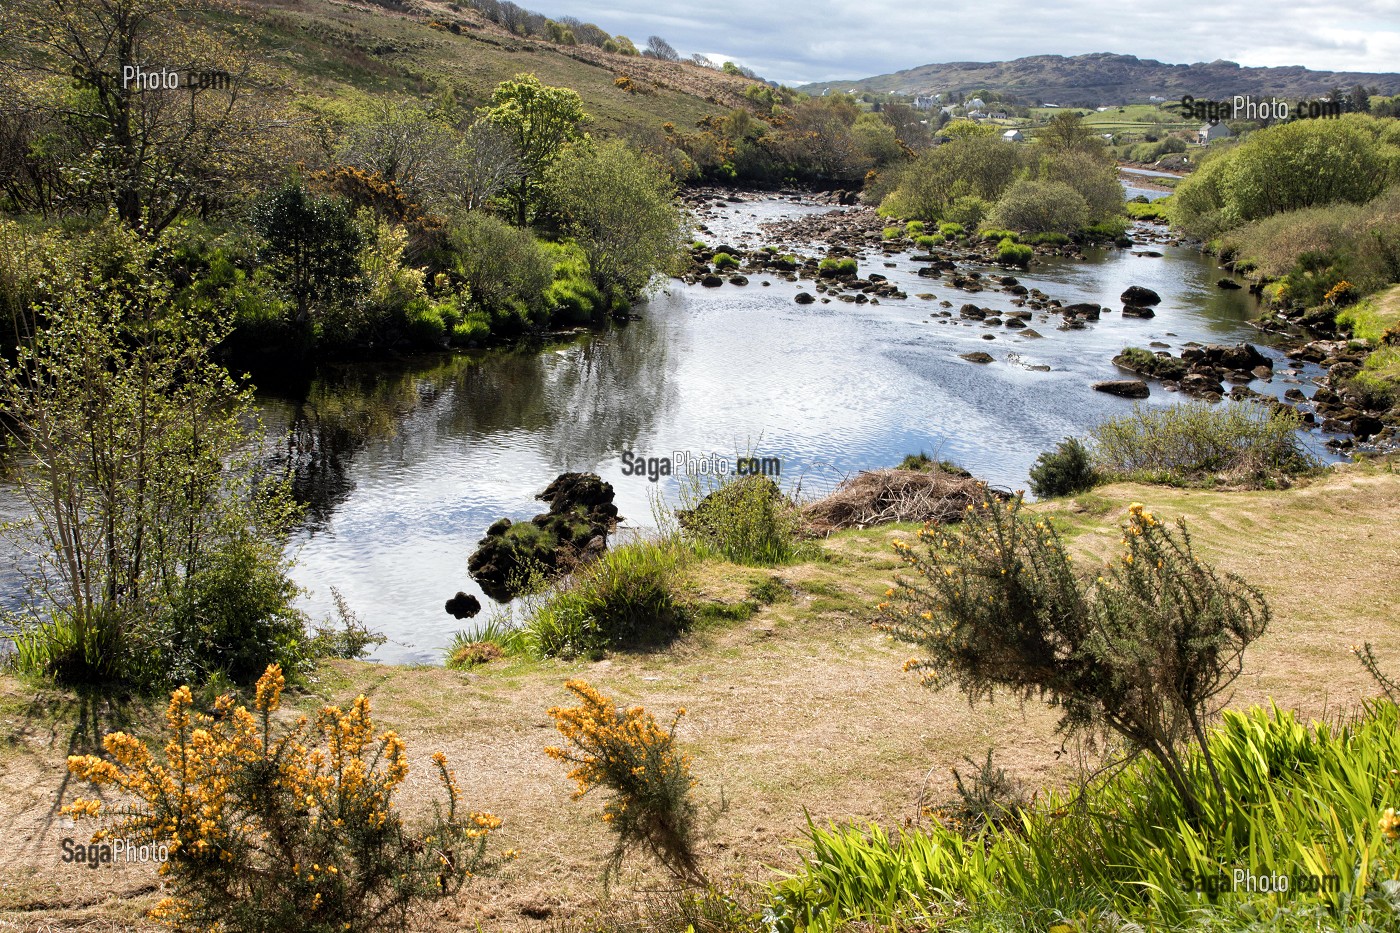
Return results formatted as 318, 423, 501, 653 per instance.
794, 291, 816, 304
445, 592, 482, 619
1093, 379, 1150, 399
1121, 286, 1162, 306
960, 351, 995, 364
468, 472, 621, 602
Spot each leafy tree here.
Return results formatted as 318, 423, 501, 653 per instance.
547, 140, 688, 304
481, 74, 587, 225
881, 135, 1025, 221
1, 222, 304, 687
448, 211, 552, 321
1036, 150, 1124, 222
1037, 111, 1106, 155
0, 0, 270, 234
252, 183, 364, 326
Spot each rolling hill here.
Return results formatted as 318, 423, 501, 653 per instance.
799, 53, 1400, 107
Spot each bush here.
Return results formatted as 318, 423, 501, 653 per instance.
545, 679, 707, 885
1089, 401, 1319, 486
904, 220, 925, 235
937, 221, 965, 237
451, 311, 492, 346
979, 228, 1018, 242
677, 474, 812, 566
881, 226, 901, 240
711, 251, 739, 269
449, 211, 553, 319
1027, 438, 1099, 498
944, 195, 990, 229
987, 178, 1090, 234
523, 538, 687, 658
914, 234, 939, 249
818, 257, 858, 277
63, 665, 507, 933
996, 238, 1033, 268
402, 298, 448, 348
878, 497, 1270, 817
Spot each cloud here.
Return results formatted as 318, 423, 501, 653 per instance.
525, 0, 1400, 86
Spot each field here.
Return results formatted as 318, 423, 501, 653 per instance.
2, 458, 1398, 930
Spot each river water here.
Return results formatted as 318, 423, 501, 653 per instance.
0, 192, 1335, 662
247, 194, 1335, 663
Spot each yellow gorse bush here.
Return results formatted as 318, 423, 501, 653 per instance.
63, 664, 505, 933
545, 679, 707, 885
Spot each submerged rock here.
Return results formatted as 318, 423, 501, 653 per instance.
1093, 379, 1150, 399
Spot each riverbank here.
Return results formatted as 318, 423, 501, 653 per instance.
4, 458, 1397, 930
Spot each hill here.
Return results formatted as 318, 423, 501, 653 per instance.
231, 0, 756, 132
799, 52, 1400, 107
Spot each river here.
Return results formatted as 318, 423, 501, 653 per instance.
250, 194, 1335, 663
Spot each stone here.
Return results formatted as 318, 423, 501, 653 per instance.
960, 351, 995, 364
1121, 285, 1162, 306
794, 291, 816, 304
1093, 379, 1150, 399
445, 592, 481, 620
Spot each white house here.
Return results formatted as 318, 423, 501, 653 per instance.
1198, 122, 1232, 145
967, 97, 986, 110
1002, 129, 1024, 142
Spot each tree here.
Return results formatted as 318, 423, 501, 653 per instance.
339, 100, 457, 203
448, 211, 552, 316
1036, 149, 1124, 222
547, 140, 688, 303
481, 74, 587, 226
252, 183, 364, 326
645, 36, 680, 61
0, 221, 304, 686
1349, 84, 1371, 114
0, 0, 271, 235
446, 119, 523, 212
1038, 111, 1106, 155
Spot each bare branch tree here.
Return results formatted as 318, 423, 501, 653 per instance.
645, 36, 680, 61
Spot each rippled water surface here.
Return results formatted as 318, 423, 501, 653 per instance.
245, 196, 1334, 662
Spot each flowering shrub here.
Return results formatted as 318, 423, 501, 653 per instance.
878, 498, 1269, 819
545, 679, 706, 885
63, 664, 506, 932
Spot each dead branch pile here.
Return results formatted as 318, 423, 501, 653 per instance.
801, 468, 992, 534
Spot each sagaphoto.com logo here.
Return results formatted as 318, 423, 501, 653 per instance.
619, 449, 782, 483
71, 64, 233, 92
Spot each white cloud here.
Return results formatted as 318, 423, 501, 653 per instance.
526, 0, 1400, 86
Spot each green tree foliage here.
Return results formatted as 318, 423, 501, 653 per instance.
251, 183, 364, 326
0, 221, 305, 687
481, 74, 587, 225
547, 140, 688, 303
1171, 114, 1400, 239
448, 210, 552, 321
987, 178, 1089, 234
1027, 438, 1100, 498
1036, 111, 1107, 155
880, 136, 1024, 221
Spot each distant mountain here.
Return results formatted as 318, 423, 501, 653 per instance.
798, 53, 1400, 107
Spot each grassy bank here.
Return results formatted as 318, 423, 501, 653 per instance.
3, 460, 1398, 929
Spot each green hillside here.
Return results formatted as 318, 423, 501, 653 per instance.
232, 0, 755, 132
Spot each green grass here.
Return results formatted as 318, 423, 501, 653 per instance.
1126, 196, 1173, 220
1089, 401, 1319, 487
768, 700, 1400, 932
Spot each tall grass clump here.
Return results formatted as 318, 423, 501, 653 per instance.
770, 700, 1400, 932
63, 664, 508, 933
676, 473, 813, 566
1089, 401, 1319, 486
523, 539, 688, 658
878, 497, 1269, 818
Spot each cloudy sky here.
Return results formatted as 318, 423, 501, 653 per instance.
529, 0, 1400, 86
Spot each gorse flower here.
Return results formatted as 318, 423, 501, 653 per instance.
545, 679, 707, 886
62, 664, 503, 932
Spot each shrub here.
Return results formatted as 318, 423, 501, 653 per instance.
63, 665, 507, 932
1027, 438, 1099, 498
979, 228, 1017, 242
915, 234, 939, 249
944, 195, 990, 230
449, 211, 552, 318
878, 498, 1270, 817
711, 251, 739, 270
1022, 231, 1071, 246
402, 298, 448, 348
524, 539, 687, 658
545, 679, 707, 885
937, 221, 965, 237
1089, 401, 1319, 486
677, 474, 812, 566
904, 220, 926, 235
881, 226, 901, 240
451, 311, 492, 346
818, 257, 858, 277
996, 238, 1033, 268
446, 613, 523, 668
987, 178, 1090, 235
